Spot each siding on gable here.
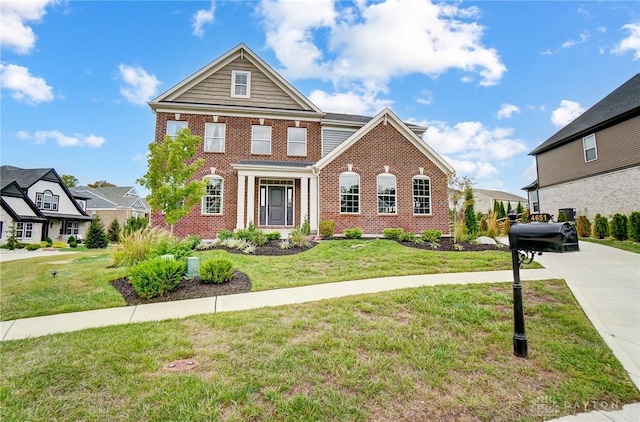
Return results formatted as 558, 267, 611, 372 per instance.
322, 128, 357, 157
537, 114, 640, 188
3, 196, 38, 216
173, 58, 308, 111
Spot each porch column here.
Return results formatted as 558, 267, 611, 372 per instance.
300, 177, 309, 226
309, 175, 319, 233
236, 173, 245, 230
246, 175, 255, 226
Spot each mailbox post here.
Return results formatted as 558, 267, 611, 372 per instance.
507, 210, 579, 358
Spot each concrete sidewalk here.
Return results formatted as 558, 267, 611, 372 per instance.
1, 268, 555, 341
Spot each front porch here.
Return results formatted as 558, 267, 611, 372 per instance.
233, 161, 319, 234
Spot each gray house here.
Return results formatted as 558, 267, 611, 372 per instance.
70, 186, 150, 228
525, 73, 640, 220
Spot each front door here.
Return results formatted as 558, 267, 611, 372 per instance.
268, 186, 286, 226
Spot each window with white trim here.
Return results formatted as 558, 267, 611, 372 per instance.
166, 120, 188, 139
231, 70, 251, 98
287, 127, 307, 156
16, 222, 33, 239
63, 221, 79, 235
36, 190, 59, 211
583, 134, 597, 162
340, 172, 360, 214
377, 174, 397, 214
251, 125, 271, 155
204, 123, 225, 152
413, 176, 431, 215
202, 176, 223, 215
531, 190, 539, 213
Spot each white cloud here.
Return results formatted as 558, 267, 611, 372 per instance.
192, 1, 215, 37
415, 90, 433, 106
561, 30, 590, 49
0, 63, 54, 104
0, 0, 54, 54
611, 22, 640, 60
118, 64, 161, 105
551, 100, 585, 127
258, 0, 506, 87
496, 103, 520, 120
308, 88, 392, 115
19, 130, 105, 148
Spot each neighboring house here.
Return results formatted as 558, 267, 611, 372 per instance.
525, 74, 640, 220
71, 186, 150, 228
148, 43, 454, 238
473, 189, 527, 215
0, 166, 92, 244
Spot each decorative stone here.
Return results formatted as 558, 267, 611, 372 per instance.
476, 236, 497, 245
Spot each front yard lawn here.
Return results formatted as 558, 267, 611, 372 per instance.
0, 239, 538, 321
1, 280, 638, 421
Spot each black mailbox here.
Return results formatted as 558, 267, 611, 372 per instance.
509, 222, 579, 253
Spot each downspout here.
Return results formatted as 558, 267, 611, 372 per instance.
312, 165, 320, 235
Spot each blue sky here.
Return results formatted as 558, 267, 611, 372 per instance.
1, 0, 639, 200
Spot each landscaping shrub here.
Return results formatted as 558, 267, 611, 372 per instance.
52, 241, 67, 248
289, 228, 311, 247
266, 231, 281, 241
344, 228, 363, 239
235, 228, 255, 241
486, 212, 500, 238
629, 211, 640, 242
44, 237, 53, 247
420, 229, 442, 242
112, 227, 174, 267
199, 258, 234, 284
68, 238, 78, 248
454, 220, 466, 242
26, 243, 41, 251
85, 216, 109, 249
180, 235, 201, 250
123, 216, 148, 235
610, 213, 628, 241
502, 216, 511, 235
108, 219, 121, 243
383, 228, 404, 240
217, 230, 234, 240
129, 257, 185, 299
576, 215, 592, 237
400, 231, 416, 242
301, 216, 311, 236
68, 236, 76, 244
319, 220, 336, 237
479, 217, 488, 233
557, 211, 567, 222
593, 214, 609, 239
4, 225, 19, 250
252, 231, 267, 246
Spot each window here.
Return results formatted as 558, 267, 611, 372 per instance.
166, 120, 188, 139
531, 190, 539, 213
16, 222, 33, 239
583, 134, 597, 162
202, 176, 223, 215
413, 177, 431, 215
252, 125, 271, 155
36, 190, 59, 211
340, 172, 360, 213
204, 123, 225, 152
63, 221, 79, 235
231, 70, 251, 98
377, 174, 397, 214
287, 127, 307, 156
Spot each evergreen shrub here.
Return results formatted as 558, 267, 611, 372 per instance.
610, 214, 628, 241
344, 228, 363, 239
383, 228, 404, 240
200, 258, 234, 284
319, 220, 336, 237
130, 257, 185, 299
629, 212, 640, 242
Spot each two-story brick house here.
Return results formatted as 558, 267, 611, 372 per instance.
525, 73, 640, 220
148, 44, 454, 238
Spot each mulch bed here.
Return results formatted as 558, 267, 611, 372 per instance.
199, 239, 319, 256
399, 237, 507, 252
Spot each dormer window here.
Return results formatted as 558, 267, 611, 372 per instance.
231, 70, 251, 98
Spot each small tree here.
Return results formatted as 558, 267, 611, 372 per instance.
88, 180, 116, 188
610, 213, 628, 241
85, 216, 109, 249
108, 219, 121, 243
629, 212, 640, 242
448, 173, 473, 242
137, 128, 206, 233
516, 202, 524, 215
575, 215, 591, 237
506, 201, 512, 215
61, 174, 78, 188
463, 186, 477, 235
123, 216, 148, 235
593, 214, 609, 239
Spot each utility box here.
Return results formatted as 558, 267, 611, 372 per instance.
186, 257, 200, 277
509, 222, 579, 253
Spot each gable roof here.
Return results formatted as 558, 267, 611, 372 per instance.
71, 186, 149, 210
474, 189, 526, 202
149, 43, 323, 115
530, 73, 640, 155
1, 181, 47, 223
323, 112, 427, 135
315, 108, 454, 174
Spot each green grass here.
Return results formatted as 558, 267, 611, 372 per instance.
1, 240, 537, 321
580, 237, 640, 254
1, 280, 637, 421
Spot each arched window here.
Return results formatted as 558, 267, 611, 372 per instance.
340, 172, 360, 214
412, 176, 431, 215
202, 176, 223, 215
377, 174, 396, 214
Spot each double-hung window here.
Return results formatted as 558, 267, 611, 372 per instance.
340, 172, 360, 213
204, 123, 225, 152
202, 176, 223, 215
583, 134, 597, 162
166, 120, 187, 139
16, 222, 33, 239
36, 190, 59, 211
287, 127, 307, 156
251, 125, 271, 155
231, 70, 251, 98
413, 176, 431, 215
377, 174, 397, 214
